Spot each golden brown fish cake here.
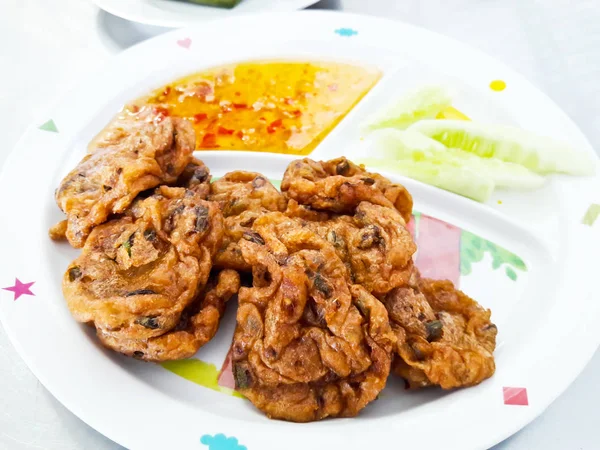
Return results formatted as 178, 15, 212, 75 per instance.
383, 271, 497, 389
284, 199, 333, 222
48, 158, 207, 242
214, 209, 269, 271
209, 171, 287, 215
209, 171, 287, 270
63, 185, 223, 341
265, 202, 416, 296
281, 157, 413, 222
173, 157, 211, 198
53, 108, 195, 248
97, 269, 240, 361
231, 219, 395, 422
326, 202, 416, 296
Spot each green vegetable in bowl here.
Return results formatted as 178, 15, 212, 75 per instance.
173, 0, 242, 8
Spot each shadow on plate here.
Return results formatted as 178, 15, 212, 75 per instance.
308, 0, 342, 10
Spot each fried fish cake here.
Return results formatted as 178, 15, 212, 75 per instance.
174, 157, 211, 198
53, 108, 195, 248
209, 171, 287, 215
97, 269, 240, 361
383, 271, 497, 389
318, 202, 416, 296
264, 202, 416, 296
208, 171, 287, 270
281, 157, 413, 222
231, 218, 395, 422
63, 186, 223, 341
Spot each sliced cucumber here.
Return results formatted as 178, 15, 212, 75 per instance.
362, 85, 452, 132
436, 106, 470, 120
361, 157, 494, 202
370, 129, 545, 190
409, 120, 596, 176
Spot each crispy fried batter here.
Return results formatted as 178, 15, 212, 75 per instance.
63, 186, 223, 341
281, 157, 413, 222
53, 108, 195, 248
174, 157, 211, 198
209, 171, 287, 270
284, 199, 333, 222
383, 271, 497, 389
209, 171, 287, 215
231, 217, 395, 422
48, 219, 68, 241
318, 202, 416, 296
97, 269, 240, 361
267, 202, 416, 296
53, 139, 498, 409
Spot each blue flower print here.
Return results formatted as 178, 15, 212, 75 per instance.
200, 434, 247, 450
334, 28, 358, 37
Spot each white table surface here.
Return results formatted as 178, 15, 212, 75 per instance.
1, 0, 599, 448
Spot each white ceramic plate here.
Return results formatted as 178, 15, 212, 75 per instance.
1, 11, 599, 450
93, 0, 320, 28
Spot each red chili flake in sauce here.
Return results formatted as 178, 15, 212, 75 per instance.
201, 133, 218, 147
153, 106, 170, 122
193, 113, 208, 123
218, 126, 235, 135
235, 130, 244, 139
267, 119, 283, 134
291, 110, 302, 117
284, 98, 295, 105
232, 103, 247, 110
163, 86, 172, 96
205, 118, 219, 131
234, 91, 241, 96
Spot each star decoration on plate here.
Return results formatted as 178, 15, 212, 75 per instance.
3, 278, 35, 301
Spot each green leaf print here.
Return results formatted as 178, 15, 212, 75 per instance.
460, 231, 526, 281
505, 266, 517, 281
460, 258, 472, 276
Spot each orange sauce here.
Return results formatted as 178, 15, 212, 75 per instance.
136, 61, 381, 155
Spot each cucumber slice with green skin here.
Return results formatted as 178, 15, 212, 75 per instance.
409, 120, 596, 176
361, 157, 494, 202
362, 85, 452, 132
370, 129, 545, 190
174, 0, 242, 8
